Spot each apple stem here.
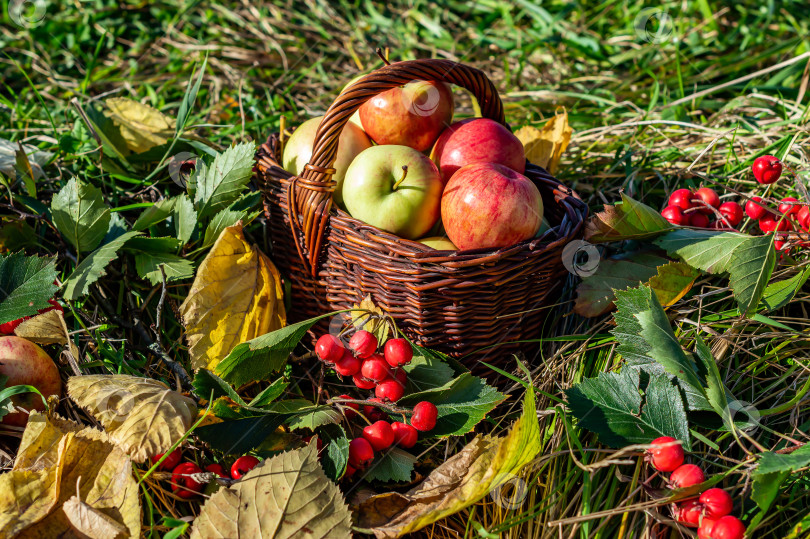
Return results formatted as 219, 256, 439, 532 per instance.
393, 165, 408, 190
375, 47, 391, 66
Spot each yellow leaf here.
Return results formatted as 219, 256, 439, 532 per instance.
63, 486, 129, 539
180, 222, 286, 372
190, 444, 352, 539
355, 388, 541, 538
515, 108, 572, 175
67, 374, 197, 462
105, 97, 175, 153
14, 309, 80, 361
0, 468, 60, 536
351, 294, 391, 344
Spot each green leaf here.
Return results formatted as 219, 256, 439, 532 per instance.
566, 368, 690, 448
756, 443, 810, 476
285, 405, 341, 431
0, 384, 46, 421
192, 369, 246, 406
173, 193, 197, 244
752, 471, 790, 512
104, 212, 128, 242
126, 236, 184, 253
728, 234, 776, 315
585, 193, 672, 243
399, 373, 506, 437
0, 253, 59, 325
202, 208, 249, 249
195, 415, 285, 455
132, 197, 176, 231
694, 335, 730, 418
51, 178, 111, 253
402, 352, 455, 392
247, 378, 289, 408
62, 231, 141, 300
134, 252, 194, 285
318, 424, 349, 481
364, 447, 418, 483
191, 142, 255, 219
176, 56, 207, 136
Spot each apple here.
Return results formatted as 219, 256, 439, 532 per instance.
430, 118, 525, 183
282, 115, 372, 206
0, 336, 61, 427
341, 74, 366, 129
419, 236, 456, 250
441, 162, 542, 250
342, 145, 443, 239
359, 80, 454, 152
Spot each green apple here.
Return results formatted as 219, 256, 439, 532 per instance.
419, 236, 456, 250
341, 75, 366, 129
282, 115, 372, 206
342, 145, 443, 239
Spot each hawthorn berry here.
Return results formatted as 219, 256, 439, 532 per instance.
360, 355, 390, 382
391, 421, 418, 448
348, 437, 375, 468
752, 155, 782, 184
759, 214, 793, 233
797, 205, 810, 231
718, 202, 743, 227
778, 196, 800, 215
349, 330, 378, 358
375, 377, 405, 402
411, 401, 438, 432
745, 197, 767, 220
0, 299, 64, 335
697, 517, 718, 539
675, 498, 704, 527
647, 436, 684, 472
205, 463, 228, 478
384, 338, 413, 367
334, 350, 361, 376
661, 206, 685, 226
343, 464, 357, 481
705, 515, 745, 539
694, 187, 720, 213
669, 464, 705, 489
171, 462, 203, 498
688, 212, 710, 228
364, 397, 388, 421
151, 447, 182, 471
231, 455, 260, 480
363, 420, 395, 450
669, 189, 695, 210
315, 334, 344, 363
699, 488, 733, 518
352, 374, 377, 389
336, 394, 359, 418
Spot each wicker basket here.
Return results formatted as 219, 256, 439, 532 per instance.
255, 59, 587, 367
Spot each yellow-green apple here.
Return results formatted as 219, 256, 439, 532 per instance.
419, 236, 456, 250
342, 145, 443, 239
431, 118, 525, 183
359, 81, 454, 152
0, 336, 61, 427
441, 162, 543, 250
282, 115, 372, 206
340, 74, 366, 129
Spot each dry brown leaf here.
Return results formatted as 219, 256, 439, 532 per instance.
0, 468, 60, 536
63, 486, 129, 539
190, 443, 352, 539
179, 222, 286, 372
515, 108, 572, 174
105, 97, 175, 153
351, 294, 391, 344
67, 374, 197, 462
15, 309, 80, 361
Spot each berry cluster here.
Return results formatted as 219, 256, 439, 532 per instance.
314, 329, 439, 480
660, 187, 743, 230
646, 437, 745, 539
150, 448, 259, 498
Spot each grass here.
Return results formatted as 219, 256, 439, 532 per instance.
2, 0, 810, 537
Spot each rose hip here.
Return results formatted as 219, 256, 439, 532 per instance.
349, 330, 378, 358
699, 488, 733, 518
348, 437, 375, 468
391, 421, 418, 448
647, 436, 684, 472
315, 334, 343, 363
752, 155, 782, 184
411, 401, 438, 432
363, 420, 395, 450
384, 338, 413, 367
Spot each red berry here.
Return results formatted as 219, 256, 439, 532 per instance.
360, 355, 390, 382
774, 240, 788, 252
151, 448, 182, 471
718, 202, 743, 227
669, 189, 695, 210
205, 463, 228, 478
694, 188, 720, 214
661, 205, 685, 226
675, 498, 704, 527
752, 155, 782, 184
0, 318, 24, 334
363, 420, 395, 450
349, 330, 378, 358
334, 350, 361, 376
698, 517, 718, 539
699, 488, 733, 518
375, 377, 405, 402
364, 397, 388, 421
384, 338, 413, 367
315, 334, 344, 363
171, 462, 203, 498
343, 464, 357, 481
391, 421, 418, 448
336, 394, 359, 418
745, 197, 767, 220
669, 464, 705, 489
231, 455, 260, 480
411, 401, 438, 432
647, 436, 684, 472
707, 515, 745, 539
760, 214, 793, 233
689, 212, 710, 228
797, 205, 810, 231
778, 196, 800, 215
352, 374, 377, 389
348, 437, 375, 468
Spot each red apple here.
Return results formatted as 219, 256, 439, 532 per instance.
430, 118, 525, 183
0, 336, 61, 427
359, 80, 454, 152
441, 162, 542, 250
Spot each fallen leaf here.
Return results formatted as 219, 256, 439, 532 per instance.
180, 222, 286, 372
63, 486, 129, 539
15, 308, 81, 360
0, 468, 60, 536
189, 443, 352, 539
67, 374, 197, 462
355, 388, 541, 538
105, 97, 175, 153
351, 294, 391, 344
515, 108, 572, 174
585, 193, 672, 243
0, 137, 52, 181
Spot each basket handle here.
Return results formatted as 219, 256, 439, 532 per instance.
288, 58, 507, 276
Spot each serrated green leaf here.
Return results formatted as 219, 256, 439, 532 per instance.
103, 212, 128, 243
126, 236, 183, 252
195, 415, 286, 455
192, 369, 246, 406
0, 253, 59, 325
364, 447, 418, 483
51, 178, 111, 253
318, 424, 349, 481
173, 194, 197, 244
202, 208, 248, 249
585, 193, 672, 243
134, 252, 194, 285
752, 471, 790, 512
694, 335, 730, 418
247, 378, 289, 408
132, 197, 176, 231
285, 405, 341, 431
62, 231, 141, 300
402, 353, 455, 392
192, 142, 255, 219
756, 444, 810, 476
399, 373, 506, 437
728, 234, 776, 315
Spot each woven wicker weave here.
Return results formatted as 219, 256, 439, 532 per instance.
255, 59, 587, 366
